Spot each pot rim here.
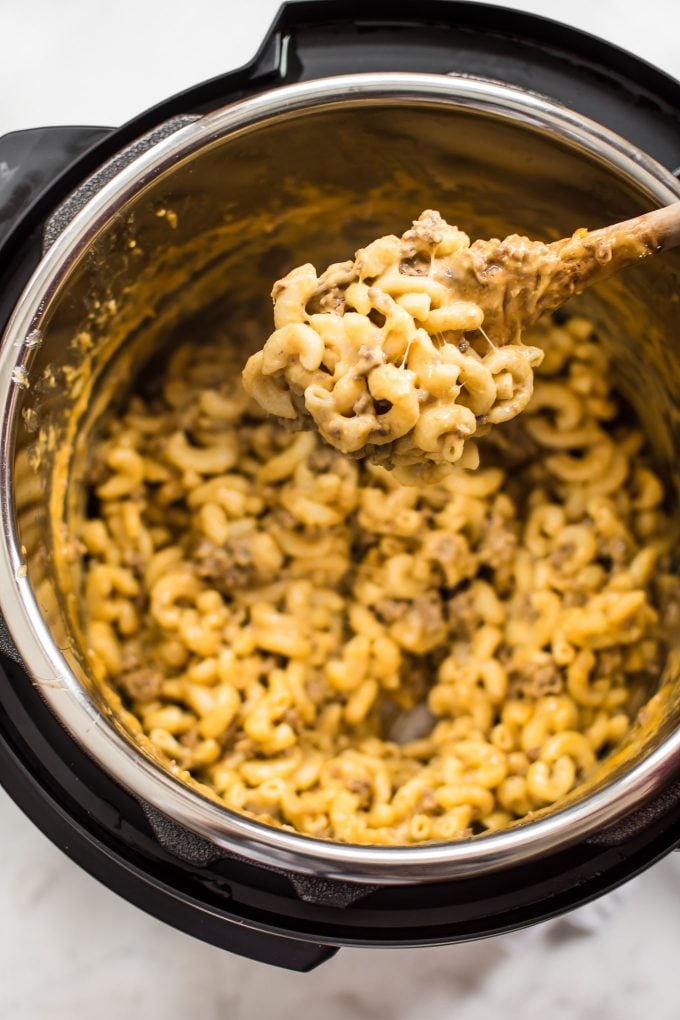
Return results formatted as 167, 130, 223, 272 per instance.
1, 71, 679, 884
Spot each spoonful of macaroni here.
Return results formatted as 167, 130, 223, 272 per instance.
242, 204, 680, 484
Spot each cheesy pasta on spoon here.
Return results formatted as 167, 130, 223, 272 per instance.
243, 209, 658, 483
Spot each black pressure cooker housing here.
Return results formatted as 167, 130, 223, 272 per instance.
1, 1, 679, 971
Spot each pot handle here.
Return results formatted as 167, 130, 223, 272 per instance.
0, 127, 112, 251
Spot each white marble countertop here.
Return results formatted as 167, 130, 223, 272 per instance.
1, 1, 680, 1016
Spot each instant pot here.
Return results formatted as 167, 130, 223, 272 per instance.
1, 1, 679, 971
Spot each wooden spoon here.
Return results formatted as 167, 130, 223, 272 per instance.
425, 201, 680, 345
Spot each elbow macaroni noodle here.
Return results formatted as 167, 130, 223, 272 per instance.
81, 311, 676, 845
243, 210, 545, 484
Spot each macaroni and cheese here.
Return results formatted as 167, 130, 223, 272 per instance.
81, 312, 672, 845
243, 210, 577, 483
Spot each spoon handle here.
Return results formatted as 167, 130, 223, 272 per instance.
548, 201, 680, 298
591, 201, 680, 253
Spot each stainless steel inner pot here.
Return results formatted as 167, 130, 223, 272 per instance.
1, 73, 680, 883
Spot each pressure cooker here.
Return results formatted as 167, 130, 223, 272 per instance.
1, 0, 679, 971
